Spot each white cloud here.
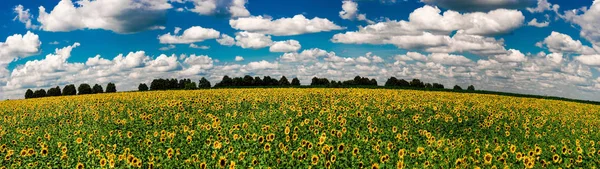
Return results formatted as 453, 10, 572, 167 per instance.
527, 18, 549, 28
217, 34, 236, 46
228, 0, 250, 17
5, 43, 83, 91
428, 53, 473, 66
245, 60, 279, 70
229, 15, 344, 36
564, 1, 600, 48
0, 31, 41, 68
541, 31, 597, 55
269, 40, 301, 53
235, 56, 244, 61
159, 45, 176, 51
174, 0, 250, 17
190, 44, 210, 49
526, 0, 553, 13
575, 54, 600, 66
234, 32, 273, 49
146, 54, 180, 72
159, 26, 221, 44
332, 5, 524, 38
339, 1, 374, 24
37, 0, 172, 33
13, 5, 38, 29
420, 0, 534, 12
493, 49, 527, 62
279, 48, 331, 62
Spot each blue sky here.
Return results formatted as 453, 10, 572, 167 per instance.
1, 0, 600, 101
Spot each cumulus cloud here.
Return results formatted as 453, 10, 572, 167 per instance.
339, 1, 374, 24
563, 1, 600, 49
420, 0, 535, 12
235, 56, 244, 61
13, 5, 38, 29
158, 26, 221, 44
234, 32, 273, 49
0, 31, 42, 67
172, 0, 250, 17
541, 31, 597, 55
526, 0, 556, 13
332, 5, 524, 38
37, 0, 172, 33
575, 54, 600, 66
217, 34, 236, 46
527, 18, 549, 28
229, 15, 344, 36
493, 49, 527, 62
269, 40, 301, 53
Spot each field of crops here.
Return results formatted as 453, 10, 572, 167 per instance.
1, 88, 599, 168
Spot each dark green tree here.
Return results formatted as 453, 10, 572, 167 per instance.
467, 85, 475, 91
25, 89, 34, 99
33, 89, 46, 98
279, 76, 290, 86
47, 86, 61, 96
62, 84, 77, 96
198, 77, 211, 89
185, 82, 197, 90
453, 85, 463, 90
291, 77, 300, 86
92, 84, 104, 94
138, 83, 149, 91
105, 83, 117, 93
78, 84, 93, 95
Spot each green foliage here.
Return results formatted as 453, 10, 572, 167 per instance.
106, 82, 117, 93
78, 83, 93, 95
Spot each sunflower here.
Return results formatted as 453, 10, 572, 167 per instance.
76, 163, 84, 169
218, 157, 227, 168
99, 158, 107, 167
40, 148, 48, 157
264, 143, 271, 152
484, 153, 493, 165
337, 143, 345, 153
509, 145, 516, 153
353, 147, 359, 156
229, 161, 236, 169
396, 160, 404, 169
330, 155, 336, 163
417, 147, 425, 156
311, 154, 319, 165
552, 154, 560, 163
371, 163, 379, 169
75, 137, 83, 144
213, 141, 222, 149
397, 149, 405, 158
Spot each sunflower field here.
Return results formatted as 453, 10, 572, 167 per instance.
0, 88, 599, 168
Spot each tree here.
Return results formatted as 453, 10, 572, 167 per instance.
78, 84, 93, 95
92, 84, 104, 94
311, 77, 330, 86
25, 89, 34, 99
410, 79, 425, 88
467, 85, 475, 91
47, 86, 61, 96
138, 83, 149, 91
33, 89, 46, 98
106, 83, 117, 93
425, 83, 433, 88
385, 77, 398, 87
253, 77, 263, 86
453, 85, 463, 90
432, 83, 444, 89
215, 76, 233, 87
63, 84, 77, 96
198, 77, 211, 89
291, 77, 300, 86
279, 76, 290, 86
185, 82, 197, 90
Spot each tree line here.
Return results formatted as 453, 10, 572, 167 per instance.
25, 75, 476, 99
25, 83, 116, 99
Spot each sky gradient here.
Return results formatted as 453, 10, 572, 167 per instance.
1, 0, 600, 101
